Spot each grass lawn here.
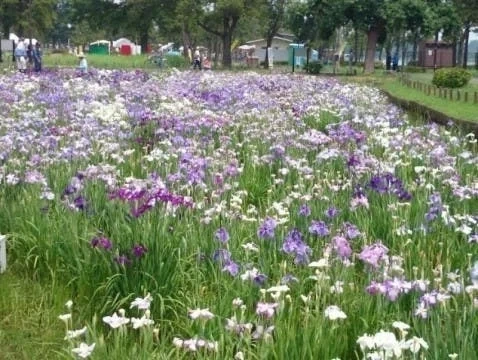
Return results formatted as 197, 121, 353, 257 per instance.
402, 69, 478, 90
0, 272, 67, 360
343, 71, 478, 123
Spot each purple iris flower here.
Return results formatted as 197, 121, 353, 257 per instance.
282, 229, 311, 264
253, 274, 268, 286
73, 196, 87, 211
91, 236, 112, 251
298, 204, 311, 217
359, 242, 388, 269
215, 227, 230, 243
222, 260, 239, 276
332, 235, 352, 259
343, 222, 361, 239
257, 217, 277, 239
132, 244, 148, 258
308, 220, 329, 236
213, 249, 231, 264
325, 206, 340, 219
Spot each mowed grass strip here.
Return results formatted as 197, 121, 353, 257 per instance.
380, 78, 478, 122
0, 272, 67, 360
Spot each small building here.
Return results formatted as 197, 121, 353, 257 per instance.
418, 40, 454, 68
89, 40, 110, 55
245, 36, 293, 63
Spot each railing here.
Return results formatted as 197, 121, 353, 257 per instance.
398, 75, 478, 104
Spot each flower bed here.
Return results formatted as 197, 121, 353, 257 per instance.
0, 69, 477, 359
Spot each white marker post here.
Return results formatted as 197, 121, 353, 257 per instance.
267, 47, 273, 69
0, 235, 6, 273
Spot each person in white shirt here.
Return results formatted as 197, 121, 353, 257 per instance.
14, 39, 27, 73
78, 53, 88, 73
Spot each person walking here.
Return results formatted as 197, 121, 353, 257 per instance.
33, 42, 42, 72
27, 44, 34, 71
14, 39, 27, 73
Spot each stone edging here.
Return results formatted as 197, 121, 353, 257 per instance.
381, 89, 478, 135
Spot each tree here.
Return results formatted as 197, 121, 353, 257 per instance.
425, 0, 460, 69
71, 0, 176, 52
0, 0, 56, 39
454, 0, 478, 68
344, 0, 387, 73
45, 0, 74, 46
262, 0, 288, 68
196, 0, 260, 68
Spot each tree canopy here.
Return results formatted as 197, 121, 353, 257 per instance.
1, 0, 476, 70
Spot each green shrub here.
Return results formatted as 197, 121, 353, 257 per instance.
355, 61, 385, 69
304, 61, 323, 74
164, 54, 189, 68
404, 66, 426, 73
432, 68, 472, 88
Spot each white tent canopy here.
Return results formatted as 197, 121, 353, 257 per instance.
160, 42, 174, 52
9, 33, 37, 45
113, 37, 134, 48
237, 44, 255, 50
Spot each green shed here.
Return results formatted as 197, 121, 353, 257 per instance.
89, 40, 110, 55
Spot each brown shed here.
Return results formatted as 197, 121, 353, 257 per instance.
418, 40, 454, 68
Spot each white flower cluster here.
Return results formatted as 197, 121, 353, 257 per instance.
357, 322, 428, 359
103, 293, 155, 330
58, 300, 94, 359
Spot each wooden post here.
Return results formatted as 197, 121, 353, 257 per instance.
0, 235, 6, 274
439, 88, 442, 97
457, 90, 460, 101
475, 92, 478, 104
465, 92, 468, 102
433, 86, 436, 96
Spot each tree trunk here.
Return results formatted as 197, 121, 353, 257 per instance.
182, 22, 192, 60
222, 16, 237, 68
457, 30, 464, 65
264, 36, 273, 69
401, 36, 406, 68
452, 39, 457, 67
412, 32, 418, 62
140, 29, 149, 54
222, 32, 232, 68
462, 24, 470, 69
385, 41, 392, 70
364, 27, 379, 73
213, 39, 219, 66
354, 29, 359, 65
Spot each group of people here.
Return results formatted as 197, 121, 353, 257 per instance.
14, 38, 42, 73
187, 46, 211, 70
